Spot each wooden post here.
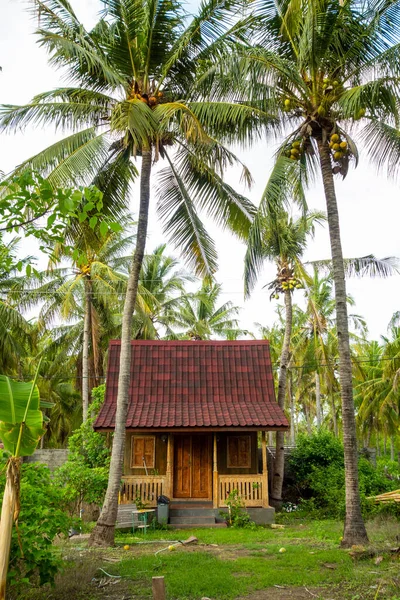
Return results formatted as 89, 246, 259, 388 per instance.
165, 434, 173, 498
261, 431, 269, 508
152, 576, 166, 600
213, 433, 218, 509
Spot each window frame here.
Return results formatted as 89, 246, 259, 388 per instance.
131, 435, 156, 469
227, 434, 251, 469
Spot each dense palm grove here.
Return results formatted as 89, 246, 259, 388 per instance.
0, 0, 400, 571
1, 232, 399, 452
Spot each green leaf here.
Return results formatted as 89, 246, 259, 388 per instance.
99, 220, 108, 237
83, 202, 94, 212
47, 213, 57, 228
26, 264, 31, 277
0, 375, 45, 456
109, 221, 122, 233
89, 216, 98, 229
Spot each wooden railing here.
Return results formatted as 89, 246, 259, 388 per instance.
218, 475, 264, 507
119, 476, 166, 506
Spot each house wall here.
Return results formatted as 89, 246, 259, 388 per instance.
124, 433, 167, 476
217, 432, 258, 474
123, 431, 259, 477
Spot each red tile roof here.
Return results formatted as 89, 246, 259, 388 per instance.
95, 341, 289, 430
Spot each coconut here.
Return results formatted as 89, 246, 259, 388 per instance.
332, 143, 340, 151
339, 141, 348, 150
292, 141, 301, 148
284, 99, 291, 107
330, 133, 339, 143
291, 148, 300, 156
333, 151, 343, 160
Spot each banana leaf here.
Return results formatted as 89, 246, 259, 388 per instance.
0, 374, 45, 457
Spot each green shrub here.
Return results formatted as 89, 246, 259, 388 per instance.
222, 490, 255, 528
287, 432, 400, 520
53, 384, 110, 514
0, 461, 71, 593
289, 431, 344, 485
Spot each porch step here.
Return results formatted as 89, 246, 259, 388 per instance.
169, 516, 215, 525
168, 505, 220, 528
170, 508, 215, 517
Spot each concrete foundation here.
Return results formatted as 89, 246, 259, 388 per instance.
216, 506, 275, 525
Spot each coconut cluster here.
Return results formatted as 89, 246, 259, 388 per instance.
285, 139, 302, 161
272, 278, 303, 299
329, 133, 348, 162
130, 90, 163, 106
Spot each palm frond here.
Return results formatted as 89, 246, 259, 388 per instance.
156, 152, 218, 277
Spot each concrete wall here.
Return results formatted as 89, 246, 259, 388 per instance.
217, 506, 275, 525
25, 449, 68, 471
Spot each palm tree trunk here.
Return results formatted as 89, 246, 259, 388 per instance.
82, 279, 91, 422
289, 373, 296, 445
331, 394, 338, 437
315, 372, 322, 429
89, 149, 152, 547
271, 288, 292, 504
318, 140, 368, 547
303, 402, 312, 435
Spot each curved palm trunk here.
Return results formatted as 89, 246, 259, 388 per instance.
89, 150, 152, 547
82, 279, 91, 422
318, 140, 368, 547
271, 288, 292, 504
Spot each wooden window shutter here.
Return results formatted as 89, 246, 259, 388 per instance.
227, 435, 251, 468
131, 436, 155, 468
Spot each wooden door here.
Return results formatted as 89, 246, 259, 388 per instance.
173, 436, 191, 498
173, 436, 210, 498
192, 435, 210, 498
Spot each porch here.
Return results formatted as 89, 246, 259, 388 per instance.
119, 431, 270, 510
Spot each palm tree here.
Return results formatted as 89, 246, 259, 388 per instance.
354, 321, 400, 460
212, 0, 400, 546
133, 245, 193, 339
0, 0, 257, 545
0, 237, 34, 375
21, 229, 134, 421
175, 281, 247, 340
245, 209, 325, 504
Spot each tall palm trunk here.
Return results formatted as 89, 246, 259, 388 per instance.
315, 372, 322, 429
82, 278, 91, 422
331, 394, 338, 437
89, 150, 152, 547
318, 140, 368, 547
288, 372, 296, 445
271, 288, 292, 504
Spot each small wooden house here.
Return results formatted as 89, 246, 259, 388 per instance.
95, 340, 289, 525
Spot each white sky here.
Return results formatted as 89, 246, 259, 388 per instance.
1, 0, 399, 341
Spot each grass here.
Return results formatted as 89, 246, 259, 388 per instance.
20, 517, 400, 600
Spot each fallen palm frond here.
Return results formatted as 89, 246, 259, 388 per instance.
367, 490, 400, 503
